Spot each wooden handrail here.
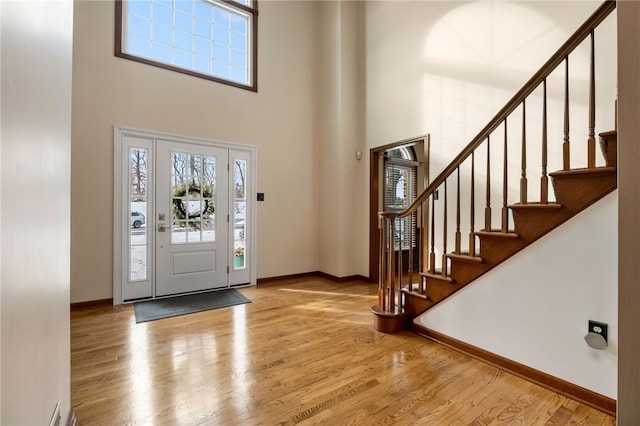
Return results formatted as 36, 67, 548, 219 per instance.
373, 0, 616, 333
372, 0, 616, 332
379, 0, 616, 221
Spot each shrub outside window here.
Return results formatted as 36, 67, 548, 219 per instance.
116, 0, 258, 91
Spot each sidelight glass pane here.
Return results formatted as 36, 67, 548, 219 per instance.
130, 148, 148, 197
233, 241, 245, 269
129, 200, 148, 281
130, 245, 147, 281
234, 201, 245, 240
234, 159, 246, 199
129, 147, 148, 281
233, 159, 247, 270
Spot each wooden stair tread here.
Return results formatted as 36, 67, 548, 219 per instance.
598, 132, 617, 168
402, 284, 429, 300
446, 253, 483, 263
400, 166, 616, 322
419, 271, 453, 283
475, 230, 519, 239
509, 202, 562, 210
599, 130, 617, 138
549, 166, 616, 178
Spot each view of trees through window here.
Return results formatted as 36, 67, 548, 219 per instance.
233, 159, 247, 269
170, 152, 216, 243
127, 146, 249, 280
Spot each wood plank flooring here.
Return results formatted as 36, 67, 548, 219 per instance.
71, 277, 615, 425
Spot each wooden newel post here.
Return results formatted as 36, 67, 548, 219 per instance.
372, 212, 407, 333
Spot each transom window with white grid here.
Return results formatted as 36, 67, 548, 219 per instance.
116, 0, 257, 91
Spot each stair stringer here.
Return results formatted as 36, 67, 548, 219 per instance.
402, 166, 617, 319
411, 190, 618, 400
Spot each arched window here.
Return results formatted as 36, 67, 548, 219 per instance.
383, 146, 418, 250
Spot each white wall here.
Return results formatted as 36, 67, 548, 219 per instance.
1, 0, 73, 423
364, 1, 615, 150
72, 0, 322, 302
317, 1, 367, 278
363, 1, 616, 225
415, 192, 618, 398
364, 0, 617, 398
71, 4, 620, 372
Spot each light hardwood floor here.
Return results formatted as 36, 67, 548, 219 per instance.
71, 277, 615, 425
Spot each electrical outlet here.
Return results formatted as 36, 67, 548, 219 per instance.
589, 320, 608, 343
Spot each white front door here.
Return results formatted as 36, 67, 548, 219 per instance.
155, 140, 229, 296
114, 127, 255, 303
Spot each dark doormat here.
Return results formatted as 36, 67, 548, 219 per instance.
134, 288, 251, 323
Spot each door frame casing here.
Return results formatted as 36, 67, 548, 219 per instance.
369, 135, 429, 284
113, 126, 257, 305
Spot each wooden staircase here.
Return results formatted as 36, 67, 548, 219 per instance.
372, 0, 617, 332
402, 130, 617, 320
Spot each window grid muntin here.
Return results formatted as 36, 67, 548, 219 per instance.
119, 0, 255, 89
170, 152, 216, 245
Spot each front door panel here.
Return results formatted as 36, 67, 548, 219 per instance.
155, 140, 229, 296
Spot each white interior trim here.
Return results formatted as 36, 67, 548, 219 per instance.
113, 126, 257, 305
